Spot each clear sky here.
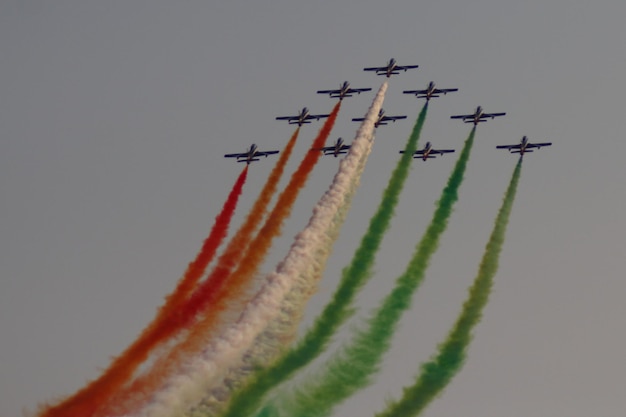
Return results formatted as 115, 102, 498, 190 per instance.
2, 1, 626, 416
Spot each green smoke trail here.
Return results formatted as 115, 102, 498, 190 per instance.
374, 159, 523, 417
265, 127, 477, 417
219, 104, 429, 417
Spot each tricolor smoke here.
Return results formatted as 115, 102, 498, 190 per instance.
36, 165, 250, 417
218, 101, 429, 417
92, 129, 302, 417
195, 129, 379, 417
375, 159, 523, 417
265, 126, 477, 417
133, 87, 383, 417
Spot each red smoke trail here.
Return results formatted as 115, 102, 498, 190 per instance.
101, 102, 341, 416
37, 166, 249, 417
71, 129, 300, 417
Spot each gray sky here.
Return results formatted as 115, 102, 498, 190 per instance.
2, 1, 626, 416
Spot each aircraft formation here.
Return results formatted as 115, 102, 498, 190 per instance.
224, 58, 552, 164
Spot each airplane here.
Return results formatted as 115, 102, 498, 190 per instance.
363, 58, 419, 78
311, 137, 351, 157
450, 106, 506, 125
352, 108, 407, 128
403, 81, 458, 102
317, 81, 372, 101
224, 143, 279, 164
496, 136, 552, 156
276, 107, 330, 126
399, 141, 455, 161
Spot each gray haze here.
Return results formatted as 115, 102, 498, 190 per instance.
1, 1, 626, 416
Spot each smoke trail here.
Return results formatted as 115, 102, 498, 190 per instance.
192, 128, 377, 417
35, 165, 250, 417
219, 103, 429, 417
136, 83, 386, 417
374, 159, 523, 417
91, 127, 303, 417
267, 127, 477, 417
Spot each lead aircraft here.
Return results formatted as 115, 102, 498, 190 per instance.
363, 58, 419, 78
276, 107, 330, 126
400, 141, 455, 161
352, 108, 407, 128
224, 144, 279, 164
403, 81, 458, 102
317, 81, 372, 101
496, 136, 552, 156
450, 106, 506, 125
312, 137, 351, 157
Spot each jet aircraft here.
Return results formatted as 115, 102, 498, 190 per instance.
224, 144, 279, 164
450, 106, 506, 125
352, 108, 407, 128
317, 81, 372, 101
400, 141, 455, 161
311, 137, 351, 157
496, 136, 552, 156
403, 81, 458, 102
276, 107, 330, 126
363, 58, 419, 78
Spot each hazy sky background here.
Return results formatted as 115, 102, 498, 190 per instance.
2, 1, 626, 416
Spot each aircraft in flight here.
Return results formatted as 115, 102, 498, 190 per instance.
450, 106, 506, 125
403, 81, 458, 102
224, 144, 279, 164
311, 137, 351, 157
400, 141, 455, 161
276, 107, 330, 126
363, 58, 419, 78
352, 108, 407, 128
496, 136, 552, 156
317, 81, 372, 100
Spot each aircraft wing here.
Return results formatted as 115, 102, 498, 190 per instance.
396, 65, 419, 71
316, 89, 339, 95
432, 149, 455, 155
527, 142, 552, 148
382, 115, 407, 122
350, 88, 372, 93
436, 88, 458, 94
403, 89, 429, 95
256, 150, 280, 157
224, 152, 248, 158
306, 114, 330, 120
275, 116, 298, 121
450, 114, 472, 119
351, 117, 366, 122
483, 112, 507, 118
496, 144, 521, 150
363, 66, 386, 72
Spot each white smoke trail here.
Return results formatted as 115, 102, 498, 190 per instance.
134, 81, 388, 417
188, 130, 377, 417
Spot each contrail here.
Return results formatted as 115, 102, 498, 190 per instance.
35, 165, 250, 417
219, 103, 429, 417
374, 159, 523, 417
135, 83, 386, 417
266, 127, 477, 417
193, 125, 377, 417
92, 127, 303, 417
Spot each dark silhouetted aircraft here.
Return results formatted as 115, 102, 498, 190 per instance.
400, 141, 455, 161
224, 144, 279, 164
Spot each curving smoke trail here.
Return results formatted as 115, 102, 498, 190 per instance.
266, 127, 477, 417
93, 127, 303, 417
193, 121, 378, 417
374, 159, 523, 417
135, 83, 387, 417
219, 103, 429, 417
35, 165, 250, 417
